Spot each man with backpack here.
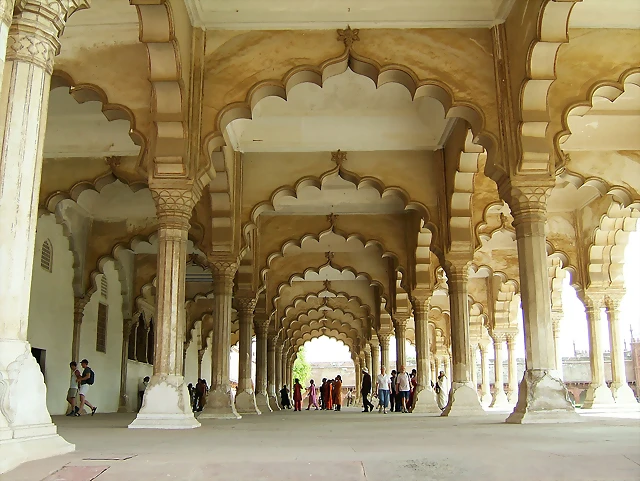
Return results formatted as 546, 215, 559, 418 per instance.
76, 359, 97, 416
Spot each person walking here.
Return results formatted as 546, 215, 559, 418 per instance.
292, 379, 303, 411
76, 359, 97, 416
408, 369, 418, 412
306, 379, 319, 410
436, 370, 449, 410
389, 370, 397, 413
66, 362, 81, 416
361, 368, 374, 412
375, 366, 391, 414
334, 375, 343, 411
395, 365, 411, 413
280, 384, 291, 409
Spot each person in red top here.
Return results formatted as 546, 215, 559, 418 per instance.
326, 379, 334, 410
293, 378, 303, 411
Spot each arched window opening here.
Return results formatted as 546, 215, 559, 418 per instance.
40, 239, 52, 272
136, 319, 147, 363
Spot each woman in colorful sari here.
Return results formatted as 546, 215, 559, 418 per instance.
306, 379, 319, 410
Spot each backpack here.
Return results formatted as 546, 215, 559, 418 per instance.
88, 369, 95, 385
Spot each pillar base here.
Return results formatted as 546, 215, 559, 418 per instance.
507, 390, 518, 404
128, 375, 200, 429
506, 369, 579, 424
0, 431, 74, 475
480, 392, 492, 406
441, 383, 485, 417
612, 383, 638, 405
411, 387, 442, 414
269, 395, 281, 410
489, 389, 510, 408
199, 389, 241, 419
582, 383, 615, 409
255, 393, 272, 413
235, 391, 261, 415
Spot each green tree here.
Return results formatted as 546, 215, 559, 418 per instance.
292, 346, 312, 386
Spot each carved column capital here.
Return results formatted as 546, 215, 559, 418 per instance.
498, 178, 553, 230
378, 332, 391, 346
410, 295, 431, 319
123, 317, 135, 337
491, 331, 506, 344
151, 187, 198, 230
253, 317, 270, 337
604, 291, 624, 312
443, 258, 470, 285
1, 0, 15, 28
8, 0, 90, 73
73, 296, 88, 323
197, 348, 205, 363
505, 333, 517, 349
235, 296, 257, 319
369, 335, 379, 349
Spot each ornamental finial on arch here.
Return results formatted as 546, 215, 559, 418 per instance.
337, 26, 359, 49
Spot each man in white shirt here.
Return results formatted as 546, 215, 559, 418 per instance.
395, 365, 411, 413
66, 361, 81, 416
375, 366, 391, 414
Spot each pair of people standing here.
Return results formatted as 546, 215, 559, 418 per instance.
66, 360, 97, 417
373, 365, 414, 413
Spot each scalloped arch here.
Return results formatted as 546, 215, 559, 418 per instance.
519, 0, 580, 173
556, 68, 640, 168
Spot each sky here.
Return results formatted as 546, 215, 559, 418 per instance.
303, 229, 640, 363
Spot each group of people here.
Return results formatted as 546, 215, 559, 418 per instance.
188, 378, 209, 412
66, 359, 97, 417
360, 365, 450, 414
280, 375, 344, 411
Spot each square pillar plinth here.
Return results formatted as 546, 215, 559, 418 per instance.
506, 370, 580, 424
128, 375, 200, 429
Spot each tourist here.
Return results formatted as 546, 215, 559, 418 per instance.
138, 376, 150, 411
306, 379, 319, 410
361, 368, 374, 412
66, 361, 81, 416
408, 369, 417, 412
194, 379, 204, 411
389, 370, 397, 412
436, 370, 449, 410
395, 365, 411, 413
76, 359, 97, 416
280, 384, 291, 409
320, 378, 327, 409
292, 379, 303, 411
333, 375, 343, 411
326, 379, 334, 411
375, 366, 391, 414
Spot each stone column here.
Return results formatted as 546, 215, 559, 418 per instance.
370, 336, 380, 379
444, 355, 452, 381
551, 309, 564, 379
275, 342, 283, 406
490, 333, 509, 408
582, 293, 615, 408
234, 297, 260, 415
354, 358, 361, 395
267, 331, 280, 410
364, 343, 372, 373
0, 2, 96, 470
411, 296, 440, 413
394, 317, 408, 372
253, 318, 272, 412
71, 296, 88, 361
470, 344, 478, 395
379, 333, 391, 373
200, 256, 241, 419
197, 348, 205, 380
506, 334, 518, 404
129, 188, 200, 429
479, 342, 491, 405
500, 181, 576, 423
430, 359, 436, 383
442, 261, 483, 416
118, 318, 135, 413
605, 294, 637, 405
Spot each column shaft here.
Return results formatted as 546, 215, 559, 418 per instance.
582, 295, 615, 408
411, 298, 440, 413
394, 320, 407, 371
267, 334, 280, 410
71, 297, 87, 361
370, 339, 380, 379
200, 258, 241, 419
480, 345, 491, 405
551, 310, 563, 379
235, 298, 260, 414
379, 335, 390, 373
118, 319, 134, 412
275, 343, 283, 407
0, 4, 90, 470
490, 335, 509, 407
130, 188, 200, 429
502, 182, 576, 423
254, 320, 272, 412
442, 262, 483, 416
605, 296, 637, 404
506, 335, 518, 404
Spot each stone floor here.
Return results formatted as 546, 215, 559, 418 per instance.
6, 407, 640, 481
